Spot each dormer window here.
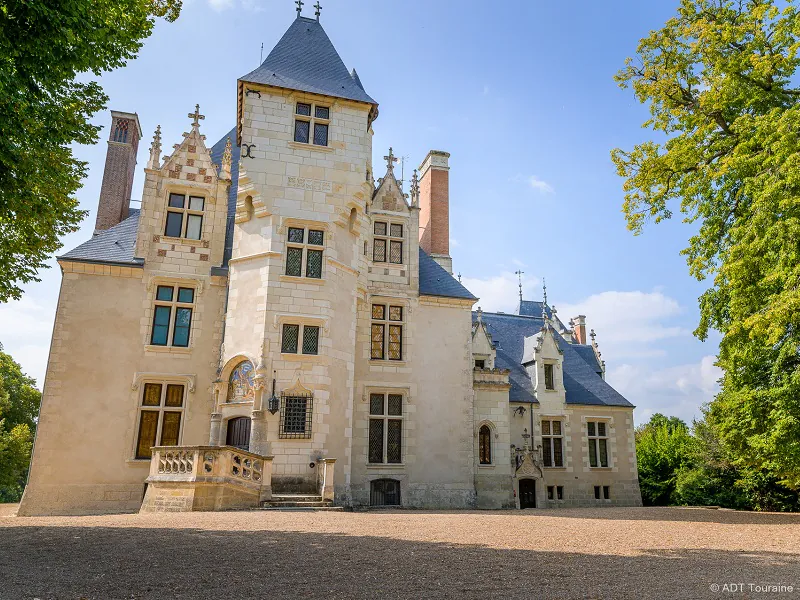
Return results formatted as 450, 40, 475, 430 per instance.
544, 363, 555, 390
165, 193, 204, 240
373, 221, 403, 264
294, 102, 329, 147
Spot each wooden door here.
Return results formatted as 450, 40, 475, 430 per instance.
226, 417, 251, 451
519, 479, 536, 509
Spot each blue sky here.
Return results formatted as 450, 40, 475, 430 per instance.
0, 0, 722, 424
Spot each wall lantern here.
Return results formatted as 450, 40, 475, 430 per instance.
267, 372, 280, 415
513, 405, 527, 417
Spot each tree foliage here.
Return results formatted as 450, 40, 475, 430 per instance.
0, 344, 40, 502
613, 0, 800, 493
636, 414, 693, 505
0, 0, 181, 301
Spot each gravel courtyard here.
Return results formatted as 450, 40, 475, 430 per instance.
2, 506, 799, 600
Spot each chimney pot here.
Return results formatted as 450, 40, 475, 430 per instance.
572, 315, 587, 345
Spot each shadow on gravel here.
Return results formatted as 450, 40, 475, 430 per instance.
0, 524, 797, 600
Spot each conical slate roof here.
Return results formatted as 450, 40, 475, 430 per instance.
239, 17, 376, 106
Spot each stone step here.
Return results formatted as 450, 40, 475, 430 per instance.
256, 506, 345, 512
271, 494, 324, 503
262, 500, 331, 508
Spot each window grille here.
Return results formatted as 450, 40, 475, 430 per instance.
279, 392, 313, 439
370, 479, 401, 506
302, 326, 320, 355
371, 304, 403, 361
285, 226, 324, 279
367, 393, 403, 464
281, 324, 300, 354
372, 220, 404, 264
542, 419, 564, 467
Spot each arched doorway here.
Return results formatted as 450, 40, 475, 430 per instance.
226, 417, 251, 450
519, 479, 536, 509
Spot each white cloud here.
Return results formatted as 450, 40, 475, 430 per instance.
0, 296, 56, 388
208, 0, 234, 10
509, 174, 555, 194
461, 273, 539, 314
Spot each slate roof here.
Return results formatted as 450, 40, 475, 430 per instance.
517, 299, 568, 330
478, 310, 633, 407
59, 209, 143, 266
418, 249, 477, 300
239, 17, 376, 106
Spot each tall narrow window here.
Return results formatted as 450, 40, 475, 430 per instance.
294, 102, 330, 147
588, 421, 610, 468
479, 425, 492, 465
285, 226, 324, 279
370, 304, 403, 360
372, 221, 404, 265
368, 393, 403, 463
150, 285, 194, 348
544, 363, 555, 390
541, 419, 564, 467
164, 193, 205, 240
135, 383, 185, 459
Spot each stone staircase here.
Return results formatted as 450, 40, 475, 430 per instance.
258, 493, 343, 511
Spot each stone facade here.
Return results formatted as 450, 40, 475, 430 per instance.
18, 15, 641, 516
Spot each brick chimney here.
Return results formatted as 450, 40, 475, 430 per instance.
94, 111, 142, 233
572, 315, 587, 344
418, 150, 452, 273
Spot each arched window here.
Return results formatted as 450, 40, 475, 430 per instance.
113, 119, 129, 143
226, 360, 255, 403
479, 424, 492, 465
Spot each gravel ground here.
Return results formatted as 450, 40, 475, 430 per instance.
2, 505, 799, 600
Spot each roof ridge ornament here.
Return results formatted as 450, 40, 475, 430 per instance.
515, 270, 524, 305
384, 147, 398, 173
314, 0, 321, 19
541, 277, 548, 319
296, 0, 304, 17
410, 168, 419, 207
147, 125, 161, 170
188, 104, 205, 131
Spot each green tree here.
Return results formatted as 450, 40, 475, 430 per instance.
0, 345, 40, 502
636, 414, 693, 505
613, 0, 800, 494
0, 0, 181, 302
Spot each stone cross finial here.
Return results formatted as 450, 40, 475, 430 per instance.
314, 0, 321, 18
220, 137, 232, 180
384, 147, 398, 172
590, 329, 597, 344
147, 124, 162, 170
188, 104, 205, 129
296, 0, 304, 16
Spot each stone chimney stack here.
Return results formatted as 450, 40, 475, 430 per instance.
94, 111, 142, 233
418, 150, 452, 273
573, 315, 587, 344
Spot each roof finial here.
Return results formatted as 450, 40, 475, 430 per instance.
542, 277, 548, 318
515, 270, 524, 304
314, 0, 321, 19
384, 147, 398, 172
410, 168, 420, 206
295, 0, 304, 17
188, 104, 204, 130
220, 137, 233, 180
147, 125, 162, 170
477, 306, 483, 323
590, 329, 597, 344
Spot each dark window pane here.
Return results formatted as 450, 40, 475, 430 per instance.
545, 364, 554, 390
296, 103, 311, 116
172, 307, 192, 347
479, 425, 491, 465
313, 123, 328, 146
371, 324, 384, 359
389, 240, 403, 264
542, 420, 551, 436
160, 412, 181, 446
168, 193, 185, 208
599, 439, 609, 467
370, 393, 384, 416
188, 196, 205, 211
373, 239, 386, 262
588, 422, 596, 437
475, 359, 485, 369
388, 325, 402, 360
177, 288, 194, 304
186, 214, 202, 240
371, 304, 385, 320
165, 384, 184, 407
165, 211, 183, 237
594, 486, 601, 499
306, 249, 323, 278
589, 440, 598, 468
598, 422, 607, 437
553, 421, 562, 436
286, 247, 303, 276
282, 324, 299, 354
315, 106, 330, 119
387, 420, 402, 463
294, 120, 310, 143
387, 394, 402, 416
542, 438, 552, 467
302, 325, 320, 355
369, 419, 384, 463
136, 411, 159, 459
151, 306, 171, 346
557, 486, 564, 500
370, 479, 400, 506
142, 383, 162, 406
603, 485, 610, 499
390, 223, 403, 238
553, 437, 563, 467
547, 486, 554, 500
288, 227, 305, 243
308, 230, 324, 246
374, 222, 387, 235
156, 286, 174, 302
389, 306, 403, 322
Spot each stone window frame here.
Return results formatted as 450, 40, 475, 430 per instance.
594, 485, 611, 501
541, 419, 564, 468
293, 101, 331, 147
282, 221, 327, 281
149, 283, 197, 349
367, 391, 405, 465
546, 485, 565, 501
477, 421, 495, 466
280, 323, 320, 356
274, 313, 328, 362
587, 419, 611, 468
163, 191, 206, 241
132, 379, 187, 460
372, 220, 404, 265
370, 301, 405, 361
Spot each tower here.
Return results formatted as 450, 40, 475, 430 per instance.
95, 111, 142, 233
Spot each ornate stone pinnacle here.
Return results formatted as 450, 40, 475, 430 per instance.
590, 329, 597, 344
384, 147, 398, 172
147, 125, 162, 170
220, 137, 232, 180
477, 306, 483, 323
188, 104, 205, 129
